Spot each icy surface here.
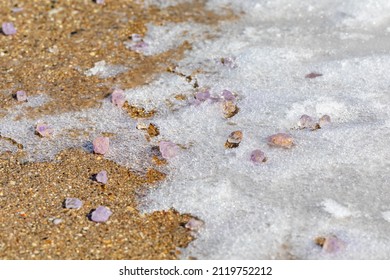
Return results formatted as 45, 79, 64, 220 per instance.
3, 0, 390, 259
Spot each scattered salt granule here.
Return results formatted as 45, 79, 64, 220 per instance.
91, 206, 112, 223
221, 89, 235, 101
96, 170, 108, 184
93, 136, 109, 155
298, 114, 315, 129
1, 22, 17, 35
111, 88, 126, 108
222, 100, 239, 118
315, 235, 346, 253
225, 130, 243, 148
319, 115, 331, 127
15, 90, 28, 102
220, 57, 237, 68
250, 149, 267, 164
64, 198, 83, 209
305, 72, 323, 79
127, 41, 148, 53
11, 7, 23, 13
35, 123, 53, 138
267, 133, 294, 148
131, 33, 143, 42
159, 141, 179, 159
185, 218, 205, 231
195, 90, 210, 102
52, 218, 62, 225
95, 0, 105, 4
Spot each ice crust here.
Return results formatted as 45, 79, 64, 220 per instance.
2, 0, 390, 259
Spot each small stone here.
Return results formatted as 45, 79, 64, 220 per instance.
2, 22, 17, 35
195, 90, 210, 102
185, 218, 204, 231
319, 115, 331, 127
16, 90, 28, 102
222, 100, 239, 118
52, 218, 62, 225
64, 198, 83, 209
225, 130, 243, 148
267, 133, 294, 148
298, 114, 315, 129
96, 170, 108, 184
147, 123, 159, 137
250, 149, 267, 164
91, 206, 112, 223
159, 141, 179, 159
111, 88, 126, 108
221, 90, 235, 101
93, 136, 109, 155
305, 72, 323, 79
315, 235, 345, 253
35, 123, 53, 138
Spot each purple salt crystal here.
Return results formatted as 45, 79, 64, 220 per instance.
91, 206, 112, 223
159, 141, 179, 159
250, 149, 266, 164
131, 33, 143, 42
322, 235, 346, 253
65, 198, 83, 209
93, 136, 109, 155
298, 114, 315, 129
111, 88, 126, 108
35, 123, 53, 137
185, 218, 204, 231
220, 57, 237, 68
11, 7, 24, 13
195, 90, 210, 102
319, 115, 331, 127
95, 0, 105, 4
96, 170, 108, 184
221, 90, 235, 101
130, 41, 148, 52
16, 90, 28, 102
2, 22, 17, 35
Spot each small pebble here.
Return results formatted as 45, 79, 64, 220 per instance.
319, 115, 331, 127
225, 130, 243, 148
195, 90, 210, 102
16, 90, 28, 102
111, 88, 126, 108
250, 149, 267, 164
35, 123, 53, 138
91, 206, 112, 223
93, 136, 109, 155
96, 170, 108, 184
221, 89, 235, 101
222, 100, 239, 118
298, 114, 315, 129
64, 198, 83, 209
185, 218, 204, 231
2, 22, 17, 35
159, 141, 179, 159
267, 133, 294, 148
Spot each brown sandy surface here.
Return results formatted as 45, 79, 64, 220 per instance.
0, 148, 193, 259
0, 0, 236, 259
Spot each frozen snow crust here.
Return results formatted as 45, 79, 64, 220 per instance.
2, 0, 390, 259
